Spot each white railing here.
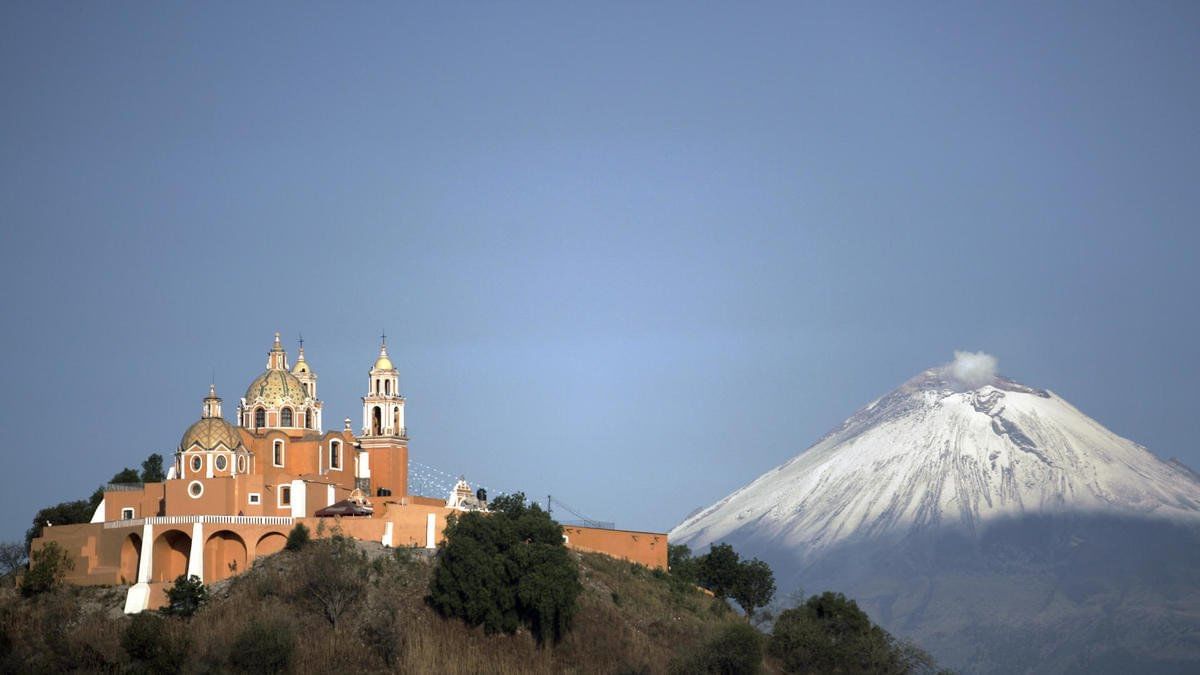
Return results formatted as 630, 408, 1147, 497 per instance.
104, 515, 294, 529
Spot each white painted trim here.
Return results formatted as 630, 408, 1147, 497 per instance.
273, 440, 285, 467
187, 481, 204, 499
425, 513, 436, 549
187, 521, 204, 580
248, 493, 261, 505
90, 498, 106, 523
382, 521, 394, 548
121, 507, 135, 520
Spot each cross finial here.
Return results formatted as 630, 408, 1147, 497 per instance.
298, 333, 304, 350
381, 330, 387, 346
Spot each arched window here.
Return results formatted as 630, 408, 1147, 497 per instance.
384, 379, 390, 395
330, 440, 342, 470
254, 408, 266, 428
375, 378, 380, 394
393, 407, 401, 434
281, 408, 293, 427
273, 440, 284, 467
372, 406, 382, 435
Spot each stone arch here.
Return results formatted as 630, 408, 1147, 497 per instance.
256, 531, 287, 559
152, 529, 191, 583
119, 532, 142, 584
372, 406, 382, 435
393, 406, 400, 433
204, 530, 247, 582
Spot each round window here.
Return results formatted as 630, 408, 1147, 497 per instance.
237, 455, 247, 473
188, 481, 204, 498
215, 455, 228, 472
190, 455, 202, 472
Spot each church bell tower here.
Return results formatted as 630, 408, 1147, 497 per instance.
357, 334, 408, 497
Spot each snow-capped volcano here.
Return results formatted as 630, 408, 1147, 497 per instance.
671, 357, 1200, 673
672, 362, 1200, 556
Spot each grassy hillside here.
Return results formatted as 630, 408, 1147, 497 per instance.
0, 542, 753, 674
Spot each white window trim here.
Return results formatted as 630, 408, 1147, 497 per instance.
188, 480, 204, 499
248, 493, 261, 505
121, 507, 135, 520
215, 454, 228, 472
189, 454, 203, 474
330, 441, 342, 470
278, 485, 291, 507
273, 440, 285, 467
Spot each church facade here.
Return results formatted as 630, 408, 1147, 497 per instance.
31, 335, 666, 613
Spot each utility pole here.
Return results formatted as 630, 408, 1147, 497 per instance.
547, 494, 552, 517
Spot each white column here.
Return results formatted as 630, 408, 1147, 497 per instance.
124, 521, 155, 614
382, 521, 394, 548
187, 521, 204, 580
326, 484, 335, 506
425, 513, 436, 549
137, 521, 154, 583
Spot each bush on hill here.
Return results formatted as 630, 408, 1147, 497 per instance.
20, 541, 74, 598
428, 492, 583, 645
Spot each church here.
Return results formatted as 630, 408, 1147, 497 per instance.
31, 334, 667, 613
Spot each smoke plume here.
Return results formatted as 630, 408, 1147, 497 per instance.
951, 350, 998, 388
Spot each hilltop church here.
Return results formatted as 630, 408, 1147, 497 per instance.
32, 334, 666, 613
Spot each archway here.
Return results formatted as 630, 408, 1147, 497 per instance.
256, 532, 287, 559
372, 406, 382, 435
204, 530, 248, 582
119, 533, 142, 584
152, 530, 191, 582
393, 407, 401, 433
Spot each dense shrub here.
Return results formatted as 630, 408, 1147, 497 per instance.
20, 541, 74, 597
671, 543, 777, 618
675, 622, 764, 674
229, 618, 295, 674
122, 613, 188, 673
162, 574, 208, 617
428, 492, 582, 645
285, 523, 310, 551
768, 591, 940, 674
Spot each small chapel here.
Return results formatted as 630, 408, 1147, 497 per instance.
31, 334, 666, 613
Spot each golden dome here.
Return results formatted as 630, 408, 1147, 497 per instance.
373, 340, 394, 371
244, 368, 310, 407
180, 417, 243, 452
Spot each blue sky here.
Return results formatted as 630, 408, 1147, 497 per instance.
2, 3, 1198, 542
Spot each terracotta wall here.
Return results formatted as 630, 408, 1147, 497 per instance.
562, 525, 667, 570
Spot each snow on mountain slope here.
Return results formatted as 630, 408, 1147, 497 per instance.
671, 364, 1200, 555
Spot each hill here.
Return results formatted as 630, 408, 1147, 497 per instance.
0, 542, 755, 674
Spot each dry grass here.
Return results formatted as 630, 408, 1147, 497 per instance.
0, 545, 748, 674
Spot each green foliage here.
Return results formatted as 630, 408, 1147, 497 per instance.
768, 591, 939, 674
25, 500, 94, 550
698, 543, 742, 598
229, 618, 294, 674
122, 613, 188, 673
285, 522, 310, 551
293, 534, 368, 628
732, 558, 776, 619
162, 574, 209, 617
428, 491, 583, 645
20, 541, 74, 597
668, 544, 700, 583
140, 454, 166, 483
109, 467, 142, 484
675, 623, 764, 674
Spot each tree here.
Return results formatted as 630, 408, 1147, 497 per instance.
109, 467, 142, 484
769, 591, 925, 674
285, 523, 310, 551
668, 544, 699, 583
428, 492, 583, 645
162, 574, 209, 617
733, 558, 776, 619
698, 543, 742, 598
20, 541, 74, 597
140, 454, 166, 483
0, 541, 27, 580
294, 534, 368, 628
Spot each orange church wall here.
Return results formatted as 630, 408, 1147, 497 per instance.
561, 526, 668, 570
